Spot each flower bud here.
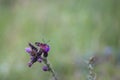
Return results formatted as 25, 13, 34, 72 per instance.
28, 62, 33, 67
42, 66, 49, 71
37, 57, 42, 63
25, 47, 32, 53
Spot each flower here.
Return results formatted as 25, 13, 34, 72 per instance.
40, 44, 50, 53
25, 42, 50, 68
25, 47, 32, 53
44, 45, 50, 52
35, 42, 50, 53
37, 57, 43, 63
28, 61, 33, 67
24, 42, 58, 80
42, 66, 49, 71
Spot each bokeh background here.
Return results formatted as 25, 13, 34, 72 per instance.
0, 0, 120, 80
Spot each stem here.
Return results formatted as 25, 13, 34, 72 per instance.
43, 58, 58, 80
87, 56, 97, 80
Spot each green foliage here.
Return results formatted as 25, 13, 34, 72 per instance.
0, 0, 120, 80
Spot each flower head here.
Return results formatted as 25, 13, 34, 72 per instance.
25, 47, 32, 53
35, 42, 50, 53
40, 44, 50, 53
42, 66, 49, 71
24, 41, 57, 80
37, 57, 43, 63
28, 61, 33, 67
44, 44, 50, 52
25, 42, 50, 67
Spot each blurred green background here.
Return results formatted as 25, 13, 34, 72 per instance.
0, 0, 120, 80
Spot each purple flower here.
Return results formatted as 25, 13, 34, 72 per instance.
35, 42, 50, 53
25, 42, 50, 68
25, 47, 32, 53
42, 66, 49, 71
44, 45, 50, 53
37, 57, 43, 63
41, 44, 50, 53
31, 56, 37, 63
28, 56, 38, 67
28, 62, 33, 67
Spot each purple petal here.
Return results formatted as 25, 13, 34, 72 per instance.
25, 47, 32, 53
28, 62, 33, 67
45, 45, 50, 52
37, 57, 42, 63
30, 56, 37, 63
42, 66, 49, 71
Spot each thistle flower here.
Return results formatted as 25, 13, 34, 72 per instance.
35, 42, 50, 53
25, 47, 32, 53
25, 42, 57, 80
28, 61, 33, 67
25, 42, 51, 67
37, 57, 43, 63
42, 44, 50, 53
42, 66, 49, 71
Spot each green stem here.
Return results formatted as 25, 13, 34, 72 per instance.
43, 58, 58, 80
